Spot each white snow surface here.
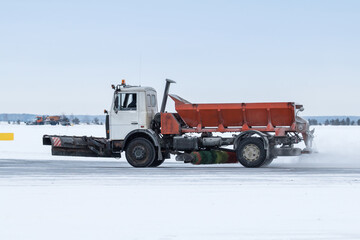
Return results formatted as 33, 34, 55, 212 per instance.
1, 123, 360, 239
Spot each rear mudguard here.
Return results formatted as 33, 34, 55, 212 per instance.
234, 130, 271, 159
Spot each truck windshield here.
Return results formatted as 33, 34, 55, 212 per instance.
114, 93, 137, 111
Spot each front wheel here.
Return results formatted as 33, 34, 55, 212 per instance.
236, 138, 266, 168
125, 138, 156, 167
149, 159, 165, 167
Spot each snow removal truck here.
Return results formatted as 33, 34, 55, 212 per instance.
43, 79, 314, 168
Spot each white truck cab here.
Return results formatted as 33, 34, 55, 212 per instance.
109, 85, 158, 140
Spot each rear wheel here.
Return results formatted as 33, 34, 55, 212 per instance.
126, 138, 156, 167
262, 157, 274, 167
236, 138, 266, 168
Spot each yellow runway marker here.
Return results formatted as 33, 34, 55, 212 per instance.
0, 133, 14, 141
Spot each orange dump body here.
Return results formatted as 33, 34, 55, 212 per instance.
161, 95, 299, 135
46, 116, 60, 121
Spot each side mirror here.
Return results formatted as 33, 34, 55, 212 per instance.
104, 109, 108, 114
111, 84, 115, 89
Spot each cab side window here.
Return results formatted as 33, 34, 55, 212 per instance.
147, 94, 151, 107
114, 93, 137, 111
151, 94, 156, 107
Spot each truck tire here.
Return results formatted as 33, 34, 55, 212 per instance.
149, 159, 165, 167
236, 138, 266, 168
125, 138, 156, 167
262, 157, 274, 167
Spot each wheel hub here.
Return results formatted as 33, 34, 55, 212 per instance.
242, 144, 260, 162
133, 146, 146, 160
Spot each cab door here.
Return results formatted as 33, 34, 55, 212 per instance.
110, 92, 139, 140
145, 91, 158, 126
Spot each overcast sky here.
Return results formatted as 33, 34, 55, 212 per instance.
0, 0, 359, 116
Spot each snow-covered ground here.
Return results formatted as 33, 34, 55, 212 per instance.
0, 123, 360, 239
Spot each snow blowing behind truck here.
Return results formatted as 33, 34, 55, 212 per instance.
43, 79, 314, 168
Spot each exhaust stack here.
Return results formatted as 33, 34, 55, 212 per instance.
160, 79, 176, 113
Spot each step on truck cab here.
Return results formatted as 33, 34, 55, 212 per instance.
43, 79, 314, 168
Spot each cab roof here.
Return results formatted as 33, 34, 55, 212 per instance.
116, 85, 156, 93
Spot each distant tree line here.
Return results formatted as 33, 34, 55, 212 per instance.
308, 117, 360, 126
60, 115, 103, 125
3, 115, 103, 125
6, 119, 21, 125
0, 113, 105, 123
